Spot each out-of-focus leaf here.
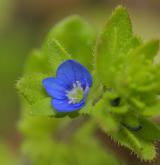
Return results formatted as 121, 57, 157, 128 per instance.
24, 50, 52, 75
0, 142, 18, 165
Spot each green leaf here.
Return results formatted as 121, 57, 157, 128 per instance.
43, 15, 96, 70
17, 39, 71, 106
122, 113, 141, 129
24, 49, 53, 75
91, 92, 158, 160
134, 118, 160, 141
92, 97, 157, 160
123, 40, 160, 95
30, 97, 56, 116
16, 73, 48, 104
143, 101, 160, 117
92, 96, 120, 133
128, 40, 159, 66
111, 127, 156, 160
95, 6, 135, 85
42, 39, 70, 75
24, 39, 70, 76
138, 40, 159, 60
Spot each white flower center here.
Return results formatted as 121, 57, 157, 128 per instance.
66, 81, 84, 104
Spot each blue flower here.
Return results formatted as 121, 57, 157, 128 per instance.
42, 60, 92, 112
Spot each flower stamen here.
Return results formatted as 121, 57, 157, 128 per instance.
66, 81, 84, 104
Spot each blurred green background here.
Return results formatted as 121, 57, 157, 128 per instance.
0, 0, 159, 164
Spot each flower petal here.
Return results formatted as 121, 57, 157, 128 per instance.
42, 77, 67, 99
56, 60, 92, 87
52, 98, 85, 112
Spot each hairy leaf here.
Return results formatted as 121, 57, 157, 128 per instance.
111, 127, 156, 160
95, 6, 135, 85
16, 73, 48, 104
